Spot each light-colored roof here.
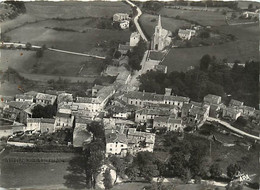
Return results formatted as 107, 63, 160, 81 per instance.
229, 99, 244, 107
118, 44, 130, 52
15, 94, 33, 100
76, 97, 93, 103
57, 93, 73, 104
178, 29, 191, 35
130, 32, 140, 39
7, 101, 34, 110
204, 94, 221, 104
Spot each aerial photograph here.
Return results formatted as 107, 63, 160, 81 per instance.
0, 0, 259, 189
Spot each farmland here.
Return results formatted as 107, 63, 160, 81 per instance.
162, 22, 259, 72
4, 19, 131, 52
159, 7, 227, 26
162, 39, 259, 72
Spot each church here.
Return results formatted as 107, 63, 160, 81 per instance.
151, 15, 172, 51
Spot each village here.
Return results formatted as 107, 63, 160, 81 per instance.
0, 1, 260, 190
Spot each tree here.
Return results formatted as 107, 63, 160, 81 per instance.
36, 48, 44, 58
32, 104, 57, 118
199, 31, 210, 38
103, 169, 113, 189
210, 163, 222, 179
125, 165, 140, 180
87, 121, 105, 140
248, 3, 253, 10
227, 164, 241, 179
200, 54, 211, 71
25, 42, 32, 50
110, 156, 125, 184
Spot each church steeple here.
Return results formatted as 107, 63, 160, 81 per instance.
158, 15, 162, 28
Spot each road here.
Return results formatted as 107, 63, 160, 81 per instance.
125, 0, 148, 42
207, 117, 260, 141
1, 42, 106, 59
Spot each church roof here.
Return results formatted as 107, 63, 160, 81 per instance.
148, 51, 165, 61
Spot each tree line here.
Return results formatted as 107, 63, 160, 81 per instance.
138, 55, 259, 108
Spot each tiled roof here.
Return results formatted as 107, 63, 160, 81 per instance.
7, 101, 34, 110
27, 118, 41, 123
36, 93, 57, 101
106, 133, 127, 144
154, 116, 168, 123
189, 106, 207, 116
154, 65, 167, 72
204, 94, 221, 104
58, 93, 73, 103
242, 106, 255, 112
178, 29, 191, 35
118, 44, 130, 51
164, 95, 190, 102
168, 118, 182, 124
76, 97, 93, 103
148, 51, 165, 61
15, 94, 33, 100
41, 118, 55, 124
56, 112, 71, 118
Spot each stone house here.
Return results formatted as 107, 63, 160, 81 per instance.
54, 112, 74, 130
113, 13, 130, 22
15, 94, 34, 102
222, 107, 242, 120
106, 133, 128, 157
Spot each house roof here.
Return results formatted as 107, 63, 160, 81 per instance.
15, 94, 33, 100
178, 29, 192, 36
154, 65, 167, 72
7, 101, 34, 110
203, 94, 221, 105
106, 133, 127, 144
57, 93, 73, 104
125, 91, 190, 103
36, 93, 57, 101
164, 95, 190, 102
154, 116, 168, 123
229, 99, 244, 107
92, 84, 104, 91
189, 105, 207, 116
130, 32, 140, 39
24, 91, 38, 97
27, 118, 41, 123
27, 118, 55, 124
242, 106, 255, 112
0, 95, 14, 102
168, 118, 182, 124
41, 118, 55, 124
118, 44, 130, 52
148, 51, 166, 61
56, 112, 71, 118
76, 97, 93, 103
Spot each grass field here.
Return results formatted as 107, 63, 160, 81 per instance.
1, 49, 103, 77
139, 13, 190, 38
5, 21, 131, 53
1, 1, 131, 33
162, 21, 259, 72
159, 8, 227, 26
162, 40, 258, 72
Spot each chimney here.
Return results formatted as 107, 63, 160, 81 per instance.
165, 88, 172, 96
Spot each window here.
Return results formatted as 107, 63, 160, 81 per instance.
121, 145, 124, 147
131, 101, 133, 104
110, 148, 112, 151
136, 101, 137, 104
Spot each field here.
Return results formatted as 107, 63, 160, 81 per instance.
1, 1, 131, 33
1, 49, 103, 77
0, 161, 70, 188
162, 22, 259, 72
139, 13, 190, 38
159, 8, 227, 26
5, 20, 131, 53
